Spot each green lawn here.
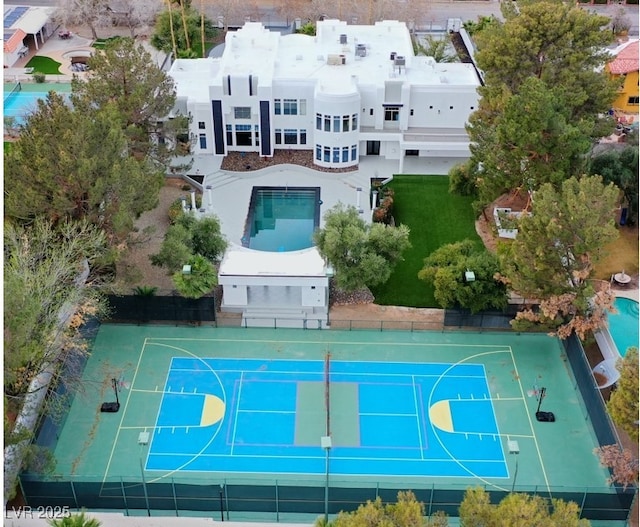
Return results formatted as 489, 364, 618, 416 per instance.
371, 175, 482, 307
25, 56, 62, 75
92, 36, 122, 49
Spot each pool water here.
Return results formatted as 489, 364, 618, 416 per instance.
245, 187, 320, 252
4, 86, 71, 124
608, 298, 639, 357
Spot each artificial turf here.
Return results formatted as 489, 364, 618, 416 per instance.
25, 56, 62, 75
371, 175, 482, 307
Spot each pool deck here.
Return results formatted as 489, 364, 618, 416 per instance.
186, 155, 460, 246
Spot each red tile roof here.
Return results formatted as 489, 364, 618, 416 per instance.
609, 40, 639, 75
3, 28, 26, 53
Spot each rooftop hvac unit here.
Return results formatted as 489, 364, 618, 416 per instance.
394, 56, 405, 66
355, 44, 367, 57
390, 51, 397, 60
340, 33, 347, 44
327, 54, 346, 65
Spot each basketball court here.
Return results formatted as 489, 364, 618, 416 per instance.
51, 325, 610, 494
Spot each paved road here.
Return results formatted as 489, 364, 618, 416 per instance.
11, 0, 638, 34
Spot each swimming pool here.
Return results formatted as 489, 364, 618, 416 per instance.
3, 84, 71, 124
243, 187, 320, 252
608, 297, 639, 357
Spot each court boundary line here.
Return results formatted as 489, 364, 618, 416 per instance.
512, 349, 552, 495
426, 350, 511, 489
142, 343, 228, 484
149, 337, 513, 350
148, 356, 506, 478
230, 371, 244, 455
411, 375, 425, 459
147, 356, 173, 448
148, 452, 510, 463
100, 336, 148, 487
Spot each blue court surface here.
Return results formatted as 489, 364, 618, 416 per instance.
147, 358, 507, 479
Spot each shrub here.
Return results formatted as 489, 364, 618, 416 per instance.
449, 162, 478, 196
373, 187, 395, 224
33, 72, 46, 83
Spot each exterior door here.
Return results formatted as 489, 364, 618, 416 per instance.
366, 140, 380, 155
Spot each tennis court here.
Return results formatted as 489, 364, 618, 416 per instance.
49, 325, 610, 495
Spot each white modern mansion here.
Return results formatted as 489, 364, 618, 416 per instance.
167, 20, 482, 327
168, 19, 482, 171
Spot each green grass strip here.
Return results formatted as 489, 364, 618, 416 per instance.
92, 36, 122, 49
372, 175, 482, 308
25, 56, 62, 75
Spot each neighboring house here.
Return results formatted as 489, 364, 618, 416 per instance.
3, 5, 56, 68
168, 19, 482, 173
606, 39, 639, 116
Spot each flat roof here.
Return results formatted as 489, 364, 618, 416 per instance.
169, 19, 480, 100
219, 245, 327, 277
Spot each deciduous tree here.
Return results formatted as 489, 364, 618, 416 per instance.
314, 204, 411, 292
414, 35, 457, 63
594, 444, 639, 490
327, 491, 448, 527
54, 0, 111, 40
4, 218, 109, 497
111, 0, 163, 38
4, 94, 161, 242
151, 212, 227, 273
606, 348, 639, 441
4, 218, 107, 402
418, 240, 508, 313
459, 487, 590, 526
499, 176, 619, 338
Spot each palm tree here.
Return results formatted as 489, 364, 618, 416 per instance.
48, 511, 101, 527
164, 0, 178, 58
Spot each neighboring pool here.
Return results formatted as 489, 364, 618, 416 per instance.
608, 297, 639, 357
3, 83, 72, 124
244, 187, 320, 252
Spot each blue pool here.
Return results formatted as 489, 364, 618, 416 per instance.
244, 187, 320, 252
608, 297, 639, 357
3, 84, 71, 124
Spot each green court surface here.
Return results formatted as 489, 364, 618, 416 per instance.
49, 325, 611, 494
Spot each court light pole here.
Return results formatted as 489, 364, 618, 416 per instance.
508, 440, 520, 493
137, 431, 151, 516
219, 484, 225, 522
321, 435, 332, 525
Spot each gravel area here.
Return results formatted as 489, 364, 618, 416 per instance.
221, 150, 357, 173
114, 179, 190, 294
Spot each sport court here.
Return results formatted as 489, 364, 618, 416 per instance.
149, 357, 504, 478
52, 326, 610, 493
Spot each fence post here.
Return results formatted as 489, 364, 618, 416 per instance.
580, 489, 587, 518
69, 480, 79, 511
118, 478, 128, 516
172, 478, 178, 516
